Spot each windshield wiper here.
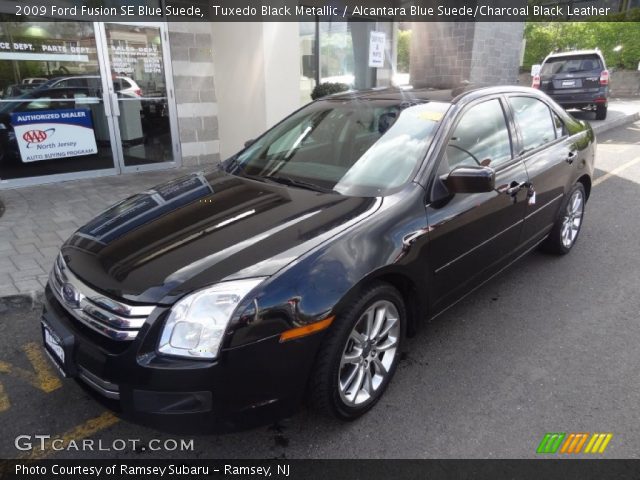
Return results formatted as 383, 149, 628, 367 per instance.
266, 175, 333, 193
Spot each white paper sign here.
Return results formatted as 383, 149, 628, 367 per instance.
369, 31, 386, 68
10, 108, 98, 163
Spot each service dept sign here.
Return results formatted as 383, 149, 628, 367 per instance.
10, 108, 98, 162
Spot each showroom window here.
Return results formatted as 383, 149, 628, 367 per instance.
0, 19, 178, 186
299, 18, 394, 103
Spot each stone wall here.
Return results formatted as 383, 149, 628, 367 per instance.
167, 23, 220, 167
410, 22, 524, 89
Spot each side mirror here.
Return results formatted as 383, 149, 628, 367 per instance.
446, 166, 495, 194
244, 139, 255, 148
531, 64, 541, 76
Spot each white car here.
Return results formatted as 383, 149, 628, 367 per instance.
21, 78, 48, 85
43, 75, 142, 96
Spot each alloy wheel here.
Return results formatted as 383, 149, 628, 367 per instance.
561, 188, 584, 249
338, 300, 400, 407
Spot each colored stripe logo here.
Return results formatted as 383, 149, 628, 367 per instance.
537, 433, 613, 454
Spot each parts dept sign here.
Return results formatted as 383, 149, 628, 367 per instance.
10, 108, 98, 163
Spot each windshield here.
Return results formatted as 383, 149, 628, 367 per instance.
225, 99, 450, 196
541, 55, 603, 75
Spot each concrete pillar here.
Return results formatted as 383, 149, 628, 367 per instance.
409, 22, 524, 89
211, 22, 301, 159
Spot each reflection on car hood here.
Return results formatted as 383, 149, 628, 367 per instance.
61, 169, 379, 304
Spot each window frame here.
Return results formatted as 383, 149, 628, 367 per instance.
504, 94, 567, 158
433, 95, 518, 179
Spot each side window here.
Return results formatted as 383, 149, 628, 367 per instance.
552, 111, 567, 138
446, 99, 512, 171
509, 97, 556, 152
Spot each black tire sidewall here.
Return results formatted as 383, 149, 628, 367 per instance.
323, 283, 406, 420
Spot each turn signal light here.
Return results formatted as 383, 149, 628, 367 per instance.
279, 316, 335, 342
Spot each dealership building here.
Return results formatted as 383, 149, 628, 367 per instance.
0, 11, 525, 189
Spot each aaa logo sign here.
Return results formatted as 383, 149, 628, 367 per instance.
22, 129, 54, 145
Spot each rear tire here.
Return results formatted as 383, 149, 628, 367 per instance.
540, 182, 586, 255
595, 104, 607, 120
309, 282, 406, 420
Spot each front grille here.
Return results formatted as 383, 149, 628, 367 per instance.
50, 254, 155, 341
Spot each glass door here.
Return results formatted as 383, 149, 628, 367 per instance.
0, 21, 119, 185
96, 22, 179, 173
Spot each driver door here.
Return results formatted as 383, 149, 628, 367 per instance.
427, 96, 529, 312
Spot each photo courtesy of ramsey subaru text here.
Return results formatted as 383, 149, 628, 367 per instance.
41, 85, 595, 432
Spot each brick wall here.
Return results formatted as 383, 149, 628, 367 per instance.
167, 23, 220, 167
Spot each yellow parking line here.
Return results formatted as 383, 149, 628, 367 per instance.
22, 411, 120, 460
593, 156, 640, 187
0, 342, 61, 393
0, 382, 9, 412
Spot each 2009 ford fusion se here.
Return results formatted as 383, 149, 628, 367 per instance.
41, 86, 595, 431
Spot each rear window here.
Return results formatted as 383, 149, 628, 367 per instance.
541, 55, 603, 75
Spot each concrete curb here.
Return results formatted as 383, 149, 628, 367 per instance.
1, 109, 639, 303
0, 292, 44, 311
592, 111, 640, 136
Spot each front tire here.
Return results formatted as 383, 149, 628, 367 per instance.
309, 283, 406, 420
540, 182, 586, 255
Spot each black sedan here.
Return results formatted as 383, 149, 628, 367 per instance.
41, 86, 595, 431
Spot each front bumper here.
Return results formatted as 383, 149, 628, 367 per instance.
41, 284, 320, 432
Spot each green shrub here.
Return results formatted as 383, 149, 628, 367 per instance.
524, 20, 640, 70
311, 82, 350, 100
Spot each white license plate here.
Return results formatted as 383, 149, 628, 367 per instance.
44, 327, 65, 365
562, 80, 576, 87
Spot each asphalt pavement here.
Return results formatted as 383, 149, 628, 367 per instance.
1, 121, 640, 459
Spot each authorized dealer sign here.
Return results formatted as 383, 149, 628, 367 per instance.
10, 108, 98, 163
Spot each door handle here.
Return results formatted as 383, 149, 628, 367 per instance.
566, 150, 577, 164
504, 181, 528, 196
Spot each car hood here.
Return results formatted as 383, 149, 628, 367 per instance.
61, 169, 378, 304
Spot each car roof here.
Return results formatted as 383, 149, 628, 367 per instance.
324, 85, 549, 106
545, 49, 603, 59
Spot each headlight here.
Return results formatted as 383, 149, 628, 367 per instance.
158, 278, 265, 359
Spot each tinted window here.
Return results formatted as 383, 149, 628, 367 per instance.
509, 97, 556, 153
541, 55, 603, 75
446, 99, 512, 170
231, 100, 450, 196
552, 111, 566, 138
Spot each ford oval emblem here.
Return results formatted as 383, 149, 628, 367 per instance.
61, 283, 79, 307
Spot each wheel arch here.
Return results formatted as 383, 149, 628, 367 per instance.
577, 173, 592, 200
332, 269, 426, 338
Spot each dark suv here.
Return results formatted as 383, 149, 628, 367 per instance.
533, 49, 609, 120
